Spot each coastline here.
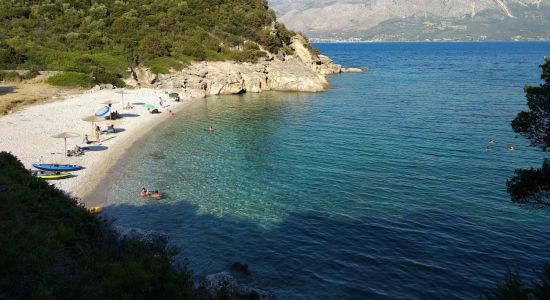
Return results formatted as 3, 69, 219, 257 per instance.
0, 87, 195, 206
75, 93, 197, 206
0, 36, 353, 208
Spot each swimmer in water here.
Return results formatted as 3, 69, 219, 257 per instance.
488, 138, 495, 144
208, 126, 215, 132
508, 144, 516, 152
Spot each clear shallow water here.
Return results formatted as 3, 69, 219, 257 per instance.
101, 43, 550, 299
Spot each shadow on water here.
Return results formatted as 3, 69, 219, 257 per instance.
101, 201, 550, 300
0, 86, 16, 96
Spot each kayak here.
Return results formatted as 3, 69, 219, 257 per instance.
95, 106, 110, 117
32, 164, 83, 171
32, 170, 71, 180
89, 206, 102, 214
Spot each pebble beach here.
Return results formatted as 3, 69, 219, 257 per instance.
0, 88, 194, 204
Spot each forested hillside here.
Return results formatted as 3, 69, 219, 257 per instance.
0, 0, 295, 86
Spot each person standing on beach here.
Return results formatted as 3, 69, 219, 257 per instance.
95, 125, 101, 144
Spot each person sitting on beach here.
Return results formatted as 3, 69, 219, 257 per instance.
83, 134, 93, 145
107, 124, 115, 133
67, 145, 83, 157
110, 111, 121, 120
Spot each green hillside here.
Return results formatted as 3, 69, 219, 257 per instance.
0, 151, 196, 299
0, 0, 295, 86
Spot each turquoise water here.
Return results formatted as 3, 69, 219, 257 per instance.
100, 43, 550, 299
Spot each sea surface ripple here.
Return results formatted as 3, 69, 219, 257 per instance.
101, 42, 550, 299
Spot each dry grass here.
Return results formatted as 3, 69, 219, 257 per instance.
0, 76, 83, 115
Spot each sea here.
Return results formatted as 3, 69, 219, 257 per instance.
99, 42, 550, 299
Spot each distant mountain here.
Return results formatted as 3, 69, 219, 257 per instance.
269, 0, 550, 41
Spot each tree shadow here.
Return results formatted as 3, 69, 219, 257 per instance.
0, 86, 16, 96
98, 201, 550, 300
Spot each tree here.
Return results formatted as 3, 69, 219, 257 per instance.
507, 57, 550, 204
485, 266, 550, 300
138, 35, 170, 60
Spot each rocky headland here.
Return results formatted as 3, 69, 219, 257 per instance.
126, 35, 361, 98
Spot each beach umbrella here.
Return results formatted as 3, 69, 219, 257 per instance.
81, 115, 105, 132
143, 103, 155, 112
115, 90, 125, 107
51, 132, 79, 157
101, 99, 118, 105
100, 100, 118, 120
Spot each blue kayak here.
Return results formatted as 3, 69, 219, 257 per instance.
95, 106, 110, 117
32, 164, 83, 171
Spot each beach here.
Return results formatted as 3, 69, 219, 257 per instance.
0, 88, 194, 206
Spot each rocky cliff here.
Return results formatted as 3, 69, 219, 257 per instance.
127, 35, 356, 97
269, 0, 550, 41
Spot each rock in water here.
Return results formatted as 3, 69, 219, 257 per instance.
231, 262, 251, 276
196, 272, 275, 300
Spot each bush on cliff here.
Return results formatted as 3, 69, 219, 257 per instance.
47, 72, 95, 88
0, 152, 195, 299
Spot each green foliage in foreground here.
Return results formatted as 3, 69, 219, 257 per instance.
47, 72, 95, 88
507, 57, 550, 204
0, 0, 297, 81
507, 159, 550, 205
0, 152, 195, 299
485, 266, 550, 300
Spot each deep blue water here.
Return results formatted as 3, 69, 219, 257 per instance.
99, 42, 550, 299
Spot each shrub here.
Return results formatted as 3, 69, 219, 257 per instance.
145, 57, 184, 74
243, 42, 260, 50
47, 71, 94, 87
230, 49, 267, 63
0, 151, 195, 299
138, 35, 170, 60
281, 47, 295, 56
0, 71, 23, 82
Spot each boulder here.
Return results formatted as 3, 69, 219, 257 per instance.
207, 71, 246, 95
198, 272, 238, 296
195, 272, 275, 300
133, 65, 158, 85
115, 227, 168, 254
290, 35, 342, 75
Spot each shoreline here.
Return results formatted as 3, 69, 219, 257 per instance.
76, 94, 196, 206
0, 87, 195, 207
0, 38, 348, 207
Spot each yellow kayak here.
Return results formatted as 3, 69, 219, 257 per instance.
32, 170, 71, 180
89, 206, 102, 214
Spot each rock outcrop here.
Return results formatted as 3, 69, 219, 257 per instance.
195, 272, 275, 300
129, 35, 356, 98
